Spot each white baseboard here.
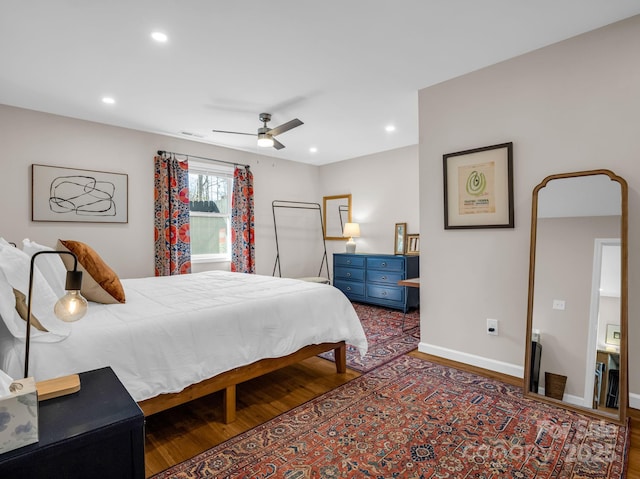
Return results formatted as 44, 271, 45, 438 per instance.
418, 341, 524, 379
419, 342, 640, 412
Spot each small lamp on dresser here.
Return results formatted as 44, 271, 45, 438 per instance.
343, 223, 360, 254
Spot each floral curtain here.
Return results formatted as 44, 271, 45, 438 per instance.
231, 166, 255, 273
154, 154, 191, 276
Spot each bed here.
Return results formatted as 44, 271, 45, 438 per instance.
0, 270, 368, 422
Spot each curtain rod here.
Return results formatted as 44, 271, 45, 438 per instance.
157, 150, 250, 169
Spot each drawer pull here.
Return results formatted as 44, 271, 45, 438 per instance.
346, 260, 351, 264
381, 291, 388, 296
346, 287, 351, 291
381, 276, 387, 280
381, 262, 387, 267
346, 272, 351, 277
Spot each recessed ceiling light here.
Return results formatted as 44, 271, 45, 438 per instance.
102, 97, 115, 105
151, 31, 168, 43
385, 125, 396, 132
309, 147, 318, 153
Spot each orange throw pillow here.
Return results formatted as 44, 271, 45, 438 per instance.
57, 240, 126, 304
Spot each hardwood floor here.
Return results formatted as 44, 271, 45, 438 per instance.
144, 357, 360, 477
628, 408, 640, 478
144, 351, 640, 478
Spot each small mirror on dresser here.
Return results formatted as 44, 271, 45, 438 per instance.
524, 169, 628, 424
323, 194, 352, 240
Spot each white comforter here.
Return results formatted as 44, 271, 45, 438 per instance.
0, 271, 367, 402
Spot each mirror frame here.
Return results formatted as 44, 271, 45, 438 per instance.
523, 169, 628, 424
323, 194, 352, 240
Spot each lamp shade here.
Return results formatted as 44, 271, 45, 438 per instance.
343, 223, 360, 238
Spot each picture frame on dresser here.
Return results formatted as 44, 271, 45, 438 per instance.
394, 223, 407, 255
443, 142, 513, 230
406, 234, 419, 255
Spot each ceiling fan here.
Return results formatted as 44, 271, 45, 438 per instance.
212, 112, 303, 150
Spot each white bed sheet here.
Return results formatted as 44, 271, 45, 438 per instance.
0, 271, 367, 402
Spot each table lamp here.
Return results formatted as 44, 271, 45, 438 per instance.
343, 223, 360, 254
25, 250, 88, 400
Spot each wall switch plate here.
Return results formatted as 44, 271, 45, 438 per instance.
487, 318, 498, 336
552, 299, 566, 310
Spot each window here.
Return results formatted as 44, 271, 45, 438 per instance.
188, 161, 233, 262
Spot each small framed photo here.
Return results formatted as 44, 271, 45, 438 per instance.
443, 142, 514, 229
394, 223, 407, 255
406, 234, 420, 256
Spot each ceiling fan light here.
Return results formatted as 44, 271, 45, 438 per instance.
257, 133, 274, 148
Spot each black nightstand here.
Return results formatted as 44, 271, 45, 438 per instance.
0, 367, 145, 479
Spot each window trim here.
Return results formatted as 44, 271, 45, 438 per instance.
188, 161, 233, 263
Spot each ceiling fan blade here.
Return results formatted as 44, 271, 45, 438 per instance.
273, 138, 285, 150
267, 118, 303, 137
211, 129, 255, 136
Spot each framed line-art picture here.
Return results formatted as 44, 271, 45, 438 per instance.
406, 234, 420, 256
32, 164, 128, 223
443, 142, 514, 229
394, 222, 407, 255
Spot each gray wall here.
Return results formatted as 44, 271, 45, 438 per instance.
319, 145, 420, 269
418, 15, 640, 405
0, 106, 419, 281
0, 104, 322, 279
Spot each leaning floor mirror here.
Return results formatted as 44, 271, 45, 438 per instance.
524, 169, 628, 424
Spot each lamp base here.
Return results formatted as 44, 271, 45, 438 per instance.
345, 239, 357, 254
36, 374, 81, 401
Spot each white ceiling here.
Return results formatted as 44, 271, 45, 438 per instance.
2, 1, 639, 165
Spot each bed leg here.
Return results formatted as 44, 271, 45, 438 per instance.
334, 344, 347, 373
223, 385, 236, 424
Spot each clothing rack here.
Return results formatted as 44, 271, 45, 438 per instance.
271, 200, 330, 283
157, 150, 250, 169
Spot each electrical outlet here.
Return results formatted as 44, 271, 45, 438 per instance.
487, 318, 498, 336
552, 299, 566, 311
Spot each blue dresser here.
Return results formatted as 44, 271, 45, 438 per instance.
333, 253, 419, 312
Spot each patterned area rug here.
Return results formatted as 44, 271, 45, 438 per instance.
153, 355, 628, 478
319, 302, 420, 372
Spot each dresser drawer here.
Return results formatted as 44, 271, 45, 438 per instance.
366, 270, 403, 285
334, 266, 365, 281
366, 284, 404, 303
334, 280, 366, 297
366, 257, 404, 272
334, 255, 365, 268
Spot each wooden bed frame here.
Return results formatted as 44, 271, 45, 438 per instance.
138, 341, 346, 423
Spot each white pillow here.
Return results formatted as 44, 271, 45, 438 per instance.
0, 243, 70, 339
22, 238, 68, 298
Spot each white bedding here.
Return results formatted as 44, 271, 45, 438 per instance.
0, 271, 367, 402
